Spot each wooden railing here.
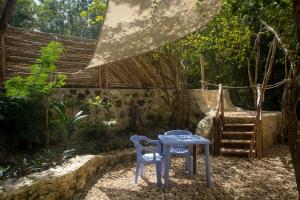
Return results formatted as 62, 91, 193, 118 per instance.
212, 84, 224, 156
250, 84, 263, 158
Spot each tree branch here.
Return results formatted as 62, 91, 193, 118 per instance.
260, 19, 297, 76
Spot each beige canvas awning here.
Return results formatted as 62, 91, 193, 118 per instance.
87, 0, 220, 68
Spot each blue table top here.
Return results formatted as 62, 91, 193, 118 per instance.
158, 134, 211, 145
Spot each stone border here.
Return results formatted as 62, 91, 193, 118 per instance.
0, 150, 135, 200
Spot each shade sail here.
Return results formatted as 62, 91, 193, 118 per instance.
87, 0, 220, 68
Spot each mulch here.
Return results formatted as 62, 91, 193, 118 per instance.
73, 145, 298, 200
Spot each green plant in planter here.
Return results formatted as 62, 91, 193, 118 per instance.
52, 101, 88, 146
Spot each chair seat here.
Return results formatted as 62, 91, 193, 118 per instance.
142, 153, 163, 162
170, 147, 189, 155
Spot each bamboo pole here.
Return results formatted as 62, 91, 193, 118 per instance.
220, 84, 224, 118
98, 66, 102, 88
200, 54, 206, 89
175, 59, 180, 91
101, 65, 108, 88
255, 84, 262, 159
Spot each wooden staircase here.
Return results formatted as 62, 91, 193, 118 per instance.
212, 84, 263, 158
220, 122, 255, 156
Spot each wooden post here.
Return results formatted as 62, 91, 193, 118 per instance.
255, 84, 262, 159
0, 34, 6, 85
98, 66, 102, 88
101, 65, 108, 89
175, 61, 180, 90
212, 117, 220, 156
220, 84, 224, 118
200, 54, 206, 89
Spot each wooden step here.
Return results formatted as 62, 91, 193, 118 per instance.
224, 123, 254, 127
223, 131, 253, 136
221, 139, 253, 144
220, 148, 251, 154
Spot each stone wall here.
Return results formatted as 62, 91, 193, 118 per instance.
261, 112, 283, 149
0, 150, 135, 200
52, 88, 206, 131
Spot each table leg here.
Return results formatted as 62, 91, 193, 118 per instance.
163, 145, 171, 189
193, 145, 197, 174
204, 144, 211, 187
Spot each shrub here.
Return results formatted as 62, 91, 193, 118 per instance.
4, 41, 67, 146
0, 95, 45, 148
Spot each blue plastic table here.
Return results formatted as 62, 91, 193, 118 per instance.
158, 134, 211, 189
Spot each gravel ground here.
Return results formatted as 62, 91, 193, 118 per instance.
73, 145, 298, 200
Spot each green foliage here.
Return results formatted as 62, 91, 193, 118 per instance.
226, 0, 295, 48
52, 101, 88, 145
3, 42, 66, 146
160, 0, 293, 111
5, 41, 66, 98
170, 1, 252, 86
0, 95, 45, 146
86, 95, 112, 112
181, 15, 251, 67
10, 0, 36, 29
80, 0, 106, 25
0, 148, 76, 180
85, 96, 117, 135
10, 0, 106, 39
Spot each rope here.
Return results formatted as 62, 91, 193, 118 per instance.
265, 79, 286, 90
202, 79, 290, 90
206, 83, 255, 89
205, 82, 255, 89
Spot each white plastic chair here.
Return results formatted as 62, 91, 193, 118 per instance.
164, 130, 192, 175
130, 135, 164, 188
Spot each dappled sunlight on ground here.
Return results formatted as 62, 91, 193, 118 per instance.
73, 145, 298, 200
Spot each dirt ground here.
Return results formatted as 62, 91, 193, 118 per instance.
73, 145, 298, 200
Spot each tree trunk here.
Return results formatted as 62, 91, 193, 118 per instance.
288, 1, 300, 196
0, 0, 16, 85
200, 54, 206, 89
45, 96, 50, 147
0, 0, 17, 39
283, 80, 300, 195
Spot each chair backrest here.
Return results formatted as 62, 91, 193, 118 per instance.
165, 130, 193, 150
130, 135, 151, 158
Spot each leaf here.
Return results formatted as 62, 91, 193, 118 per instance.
73, 114, 88, 123
74, 110, 83, 118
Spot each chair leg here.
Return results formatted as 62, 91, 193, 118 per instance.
156, 161, 162, 188
161, 159, 165, 178
139, 163, 144, 177
135, 162, 141, 183
189, 156, 192, 176
187, 153, 192, 176
185, 154, 189, 170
